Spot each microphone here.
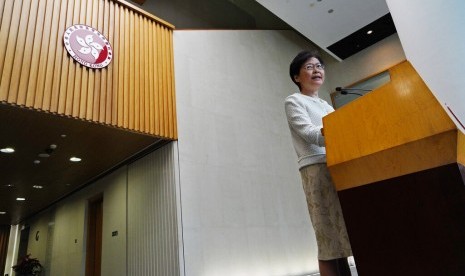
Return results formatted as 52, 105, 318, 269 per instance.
335, 87, 372, 97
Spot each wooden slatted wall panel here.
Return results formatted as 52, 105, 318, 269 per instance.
0, 0, 177, 139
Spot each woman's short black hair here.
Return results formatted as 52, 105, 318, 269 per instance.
289, 50, 324, 89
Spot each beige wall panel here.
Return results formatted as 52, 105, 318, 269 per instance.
0, 0, 176, 139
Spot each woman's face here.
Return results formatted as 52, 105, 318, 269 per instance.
294, 57, 325, 94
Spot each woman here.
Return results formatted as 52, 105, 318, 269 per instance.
285, 50, 352, 276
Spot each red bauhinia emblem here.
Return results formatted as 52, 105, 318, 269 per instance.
63, 24, 112, 69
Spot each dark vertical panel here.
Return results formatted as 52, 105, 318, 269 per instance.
339, 163, 465, 276
0, 225, 11, 276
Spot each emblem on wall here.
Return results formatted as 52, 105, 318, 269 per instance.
63, 24, 113, 69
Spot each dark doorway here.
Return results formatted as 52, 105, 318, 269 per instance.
85, 195, 103, 276
0, 225, 11, 275
17, 226, 30, 261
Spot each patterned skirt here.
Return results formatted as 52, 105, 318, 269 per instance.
300, 163, 353, 260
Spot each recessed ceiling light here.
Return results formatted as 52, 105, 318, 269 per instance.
61, 134, 67, 138
38, 153, 50, 158
1, 147, 15, 153
16, 197, 26, 201
0, 212, 6, 215
70, 157, 81, 162
5, 184, 14, 188
33, 160, 41, 164
33, 185, 44, 189
367, 30, 373, 34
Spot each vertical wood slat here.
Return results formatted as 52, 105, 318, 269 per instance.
25, 0, 47, 107
0, 0, 15, 101
60, 0, 77, 116
99, 0, 109, 123
133, 13, 140, 131
7, 0, 31, 103
76, 0, 89, 118
123, 7, 130, 129
139, 15, 145, 132
17, 0, 39, 105
51, 0, 69, 113
0, 0, 22, 102
0, 0, 5, 26
149, 21, 155, 135
106, 0, 115, 125
112, 0, 119, 126
128, 9, 135, 130
156, 24, 162, 136
88, 0, 100, 121
0, 0, 176, 139
71, 0, 82, 116
41, 0, 62, 111
144, 19, 150, 130
161, 26, 168, 137
168, 27, 177, 138
34, 0, 55, 110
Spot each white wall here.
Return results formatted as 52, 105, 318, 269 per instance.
174, 30, 319, 276
46, 166, 128, 276
386, 0, 465, 131
100, 167, 128, 276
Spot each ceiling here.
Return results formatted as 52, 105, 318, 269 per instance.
131, 0, 396, 61
0, 0, 396, 226
0, 103, 167, 225
254, 0, 395, 60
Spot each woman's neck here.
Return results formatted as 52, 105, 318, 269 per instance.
301, 89, 319, 98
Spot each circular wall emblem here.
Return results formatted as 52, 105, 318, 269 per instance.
63, 24, 112, 69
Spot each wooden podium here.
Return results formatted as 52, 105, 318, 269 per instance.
323, 61, 465, 276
